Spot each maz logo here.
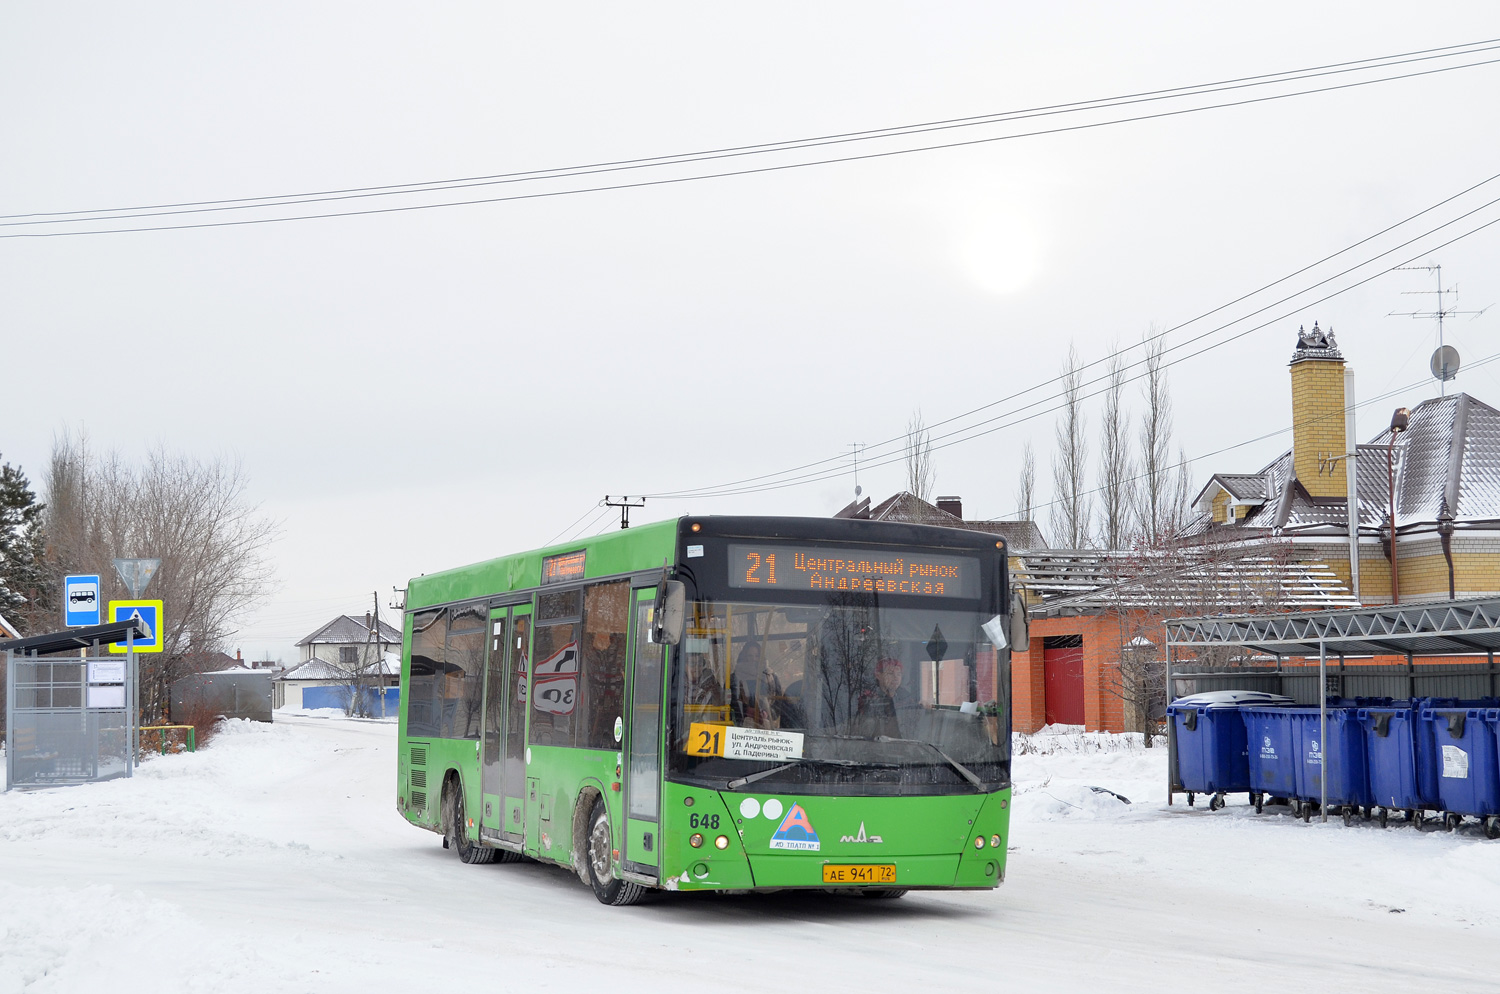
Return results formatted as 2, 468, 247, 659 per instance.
840, 822, 883, 844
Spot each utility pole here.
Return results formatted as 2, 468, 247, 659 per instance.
604, 496, 647, 529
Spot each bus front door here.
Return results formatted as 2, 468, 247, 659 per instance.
480, 603, 531, 846
623, 590, 664, 875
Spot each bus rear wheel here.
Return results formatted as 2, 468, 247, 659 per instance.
858, 889, 908, 900
586, 797, 646, 906
445, 783, 498, 865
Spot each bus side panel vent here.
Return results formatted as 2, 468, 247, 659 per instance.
411, 747, 427, 767
410, 769, 427, 789
411, 790, 426, 810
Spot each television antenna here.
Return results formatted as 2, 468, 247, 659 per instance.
1390, 263, 1490, 396
848, 442, 865, 497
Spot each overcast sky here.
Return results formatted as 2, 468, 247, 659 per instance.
4, 3, 1499, 660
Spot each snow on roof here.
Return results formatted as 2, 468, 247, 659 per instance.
1187, 392, 1500, 539
0, 611, 19, 640
296, 614, 402, 647
279, 652, 400, 681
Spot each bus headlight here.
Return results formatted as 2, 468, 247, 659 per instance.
714, 835, 729, 850
973, 837, 984, 850
990, 835, 1001, 848
690, 833, 704, 848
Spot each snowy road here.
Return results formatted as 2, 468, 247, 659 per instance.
3, 716, 1498, 993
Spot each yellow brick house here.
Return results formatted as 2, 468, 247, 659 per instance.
1190, 324, 1500, 605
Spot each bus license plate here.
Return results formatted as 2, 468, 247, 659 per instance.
822, 864, 896, 884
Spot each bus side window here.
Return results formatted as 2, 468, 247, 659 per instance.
580, 581, 630, 750
406, 608, 447, 738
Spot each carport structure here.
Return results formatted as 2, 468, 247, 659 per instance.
1164, 596, 1500, 821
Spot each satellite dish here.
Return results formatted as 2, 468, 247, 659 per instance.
1431, 345, 1461, 382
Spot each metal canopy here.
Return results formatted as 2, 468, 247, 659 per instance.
0, 617, 152, 656
1166, 595, 1500, 656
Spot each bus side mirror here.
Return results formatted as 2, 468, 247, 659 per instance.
1010, 595, 1029, 653
654, 580, 686, 646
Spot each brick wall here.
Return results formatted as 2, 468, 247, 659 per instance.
1290, 357, 1347, 499
1012, 613, 1136, 734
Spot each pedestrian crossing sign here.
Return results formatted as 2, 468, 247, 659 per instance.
108, 600, 164, 653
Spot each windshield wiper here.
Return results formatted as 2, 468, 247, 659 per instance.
725, 756, 898, 791
875, 736, 989, 792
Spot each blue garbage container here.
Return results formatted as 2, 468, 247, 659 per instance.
1169, 692, 1293, 810
1243, 705, 1299, 810
1358, 705, 1427, 826
1419, 707, 1500, 834
1285, 706, 1372, 824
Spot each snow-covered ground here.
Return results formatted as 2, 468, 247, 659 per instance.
3, 716, 1498, 993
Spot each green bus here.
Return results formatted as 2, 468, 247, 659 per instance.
396, 515, 1021, 905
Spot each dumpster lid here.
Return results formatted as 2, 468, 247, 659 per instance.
1170, 690, 1295, 708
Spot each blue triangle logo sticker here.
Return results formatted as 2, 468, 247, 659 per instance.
769, 803, 820, 852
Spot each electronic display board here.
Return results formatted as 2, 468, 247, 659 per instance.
541, 550, 586, 585
726, 543, 980, 598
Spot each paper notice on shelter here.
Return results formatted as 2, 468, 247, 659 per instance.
723, 726, 804, 762
1442, 744, 1470, 779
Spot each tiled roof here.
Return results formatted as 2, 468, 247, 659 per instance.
835, 492, 1048, 549
1189, 392, 1500, 539
297, 614, 403, 647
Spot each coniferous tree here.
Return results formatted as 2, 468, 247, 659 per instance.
0, 457, 46, 628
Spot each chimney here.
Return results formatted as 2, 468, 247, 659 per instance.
1289, 323, 1348, 499
365, 611, 373, 631
936, 496, 963, 519
236, 648, 242, 661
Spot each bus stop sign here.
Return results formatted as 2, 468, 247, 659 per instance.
64, 574, 102, 627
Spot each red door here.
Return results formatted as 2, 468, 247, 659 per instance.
1043, 642, 1085, 726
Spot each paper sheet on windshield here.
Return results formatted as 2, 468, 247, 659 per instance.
686, 723, 804, 761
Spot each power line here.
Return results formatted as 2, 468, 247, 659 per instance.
14, 37, 1493, 224
641, 188, 1500, 500
7, 47, 1500, 239
645, 170, 1500, 500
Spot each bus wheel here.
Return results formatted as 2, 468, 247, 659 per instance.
586, 797, 646, 906
859, 889, 908, 900
445, 783, 497, 865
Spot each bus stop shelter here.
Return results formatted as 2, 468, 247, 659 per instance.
3, 617, 151, 790
1164, 596, 1500, 820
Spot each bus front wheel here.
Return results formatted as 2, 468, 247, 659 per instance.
586, 797, 647, 906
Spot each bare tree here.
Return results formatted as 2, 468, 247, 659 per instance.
904, 410, 934, 503
1133, 331, 1176, 545
42, 432, 278, 723
1049, 343, 1091, 548
1099, 349, 1134, 550
1015, 441, 1036, 522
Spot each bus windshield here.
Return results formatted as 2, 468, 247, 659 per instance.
667, 594, 1010, 795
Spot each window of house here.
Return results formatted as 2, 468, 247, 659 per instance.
339, 646, 358, 665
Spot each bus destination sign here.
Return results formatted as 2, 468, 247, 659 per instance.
541, 550, 586, 585
727, 543, 979, 598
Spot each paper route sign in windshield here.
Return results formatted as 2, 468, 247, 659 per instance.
686, 722, 804, 761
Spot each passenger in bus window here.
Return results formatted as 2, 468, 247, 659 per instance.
730, 641, 781, 728
855, 657, 909, 738
684, 649, 726, 714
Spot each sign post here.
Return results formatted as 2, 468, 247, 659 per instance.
63, 575, 102, 627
